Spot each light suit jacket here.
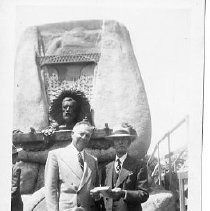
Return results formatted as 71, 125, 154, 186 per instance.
101, 155, 149, 211
45, 144, 99, 211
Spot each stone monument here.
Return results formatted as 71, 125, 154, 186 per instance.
13, 20, 151, 197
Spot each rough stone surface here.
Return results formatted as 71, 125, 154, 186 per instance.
142, 189, 176, 211
16, 161, 39, 194
92, 21, 151, 158
14, 27, 49, 132
23, 188, 176, 211
34, 165, 45, 192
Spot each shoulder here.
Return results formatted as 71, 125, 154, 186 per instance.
101, 160, 114, 177
85, 151, 98, 163
48, 147, 66, 158
49, 148, 61, 155
106, 160, 114, 167
138, 158, 147, 169
104, 160, 114, 172
126, 155, 147, 169
125, 155, 136, 163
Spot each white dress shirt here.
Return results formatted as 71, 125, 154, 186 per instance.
70, 143, 85, 161
114, 153, 128, 199
114, 153, 127, 173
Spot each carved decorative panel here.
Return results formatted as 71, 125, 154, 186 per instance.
40, 63, 95, 104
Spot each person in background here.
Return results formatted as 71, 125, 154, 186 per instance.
11, 145, 23, 211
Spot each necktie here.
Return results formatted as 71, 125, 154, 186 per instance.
113, 159, 121, 186
78, 152, 84, 171
115, 158, 121, 174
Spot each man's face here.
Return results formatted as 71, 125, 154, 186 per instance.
72, 124, 92, 151
62, 98, 77, 124
113, 137, 130, 157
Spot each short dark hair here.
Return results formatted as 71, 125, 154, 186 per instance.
49, 90, 92, 125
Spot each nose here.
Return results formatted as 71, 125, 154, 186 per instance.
66, 106, 71, 112
118, 140, 124, 144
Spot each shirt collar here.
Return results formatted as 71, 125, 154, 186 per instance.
115, 153, 128, 165
70, 143, 85, 160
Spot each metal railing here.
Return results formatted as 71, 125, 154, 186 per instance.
147, 115, 189, 188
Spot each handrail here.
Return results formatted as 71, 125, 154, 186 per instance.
147, 115, 189, 167
147, 115, 189, 188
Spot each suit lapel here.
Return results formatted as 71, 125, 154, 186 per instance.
116, 156, 131, 187
104, 162, 114, 210
78, 151, 92, 191
59, 145, 83, 180
105, 162, 114, 188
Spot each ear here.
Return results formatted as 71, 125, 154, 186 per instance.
113, 140, 117, 147
127, 139, 132, 146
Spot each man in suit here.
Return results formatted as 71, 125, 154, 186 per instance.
45, 120, 100, 211
100, 123, 149, 211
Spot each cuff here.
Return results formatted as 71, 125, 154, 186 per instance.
123, 190, 128, 200
94, 194, 102, 201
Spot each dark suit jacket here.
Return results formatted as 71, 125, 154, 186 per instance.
101, 155, 149, 211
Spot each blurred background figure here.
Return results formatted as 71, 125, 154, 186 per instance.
11, 145, 23, 211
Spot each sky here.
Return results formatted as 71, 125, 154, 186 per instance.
0, 0, 206, 210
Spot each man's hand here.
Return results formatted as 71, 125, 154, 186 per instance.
106, 188, 125, 201
90, 188, 101, 201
